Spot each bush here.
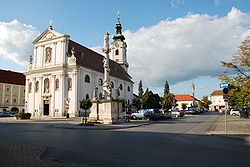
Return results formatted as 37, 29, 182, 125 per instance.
18, 112, 31, 119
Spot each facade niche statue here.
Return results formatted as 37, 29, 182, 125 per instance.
45, 47, 52, 63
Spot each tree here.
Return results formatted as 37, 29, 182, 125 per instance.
131, 98, 142, 111
181, 103, 188, 110
219, 36, 250, 108
162, 93, 175, 110
138, 80, 144, 98
164, 81, 170, 94
201, 96, 212, 109
142, 90, 161, 109
80, 98, 93, 123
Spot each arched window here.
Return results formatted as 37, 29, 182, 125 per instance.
86, 94, 89, 99
110, 81, 114, 88
28, 82, 32, 93
115, 49, 119, 55
35, 81, 39, 92
127, 86, 130, 92
68, 78, 72, 90
99, 93, 102, 99
128, 100, 130, 105
119, 84, 123, 90
45, 47, 52, 63
85, 75, 90, 83
44, 78, 49, 93
55, 79, 59, 90
98, 78, 103, 86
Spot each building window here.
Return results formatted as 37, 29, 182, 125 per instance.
127, 86, 130, 92
68, 78, 72, 90
35, 81, 39, 92
44, 78, 50, 93
55, 79, 59, 91
5, 96, 9, 103
99, 93, 102, 99
110, 81, 114, 88
115, 49, 119, 55
119, 84, 123, 90
28, 82, 32, 93
98, 79, 103, 86
85, 75, 90, 83
45, 47, 52, 63
13, 97, 17, 103
6, 87, 10, 91
86, 94, 89, 99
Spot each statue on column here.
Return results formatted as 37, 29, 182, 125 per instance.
102, 32, 112, 100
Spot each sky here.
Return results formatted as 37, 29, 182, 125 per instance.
0, 0, 250, 99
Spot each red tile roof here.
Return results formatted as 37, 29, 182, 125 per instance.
174, 94, 194, 101
210, 90, 223, 96
68, 40, 133, 83
0, 69, 25, 85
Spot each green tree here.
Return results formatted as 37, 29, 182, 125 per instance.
181, 103, 188, 110
142, 90, 161, 109
80, 98, 93, 123
164, 81, 170, 94
138, 80, 144, 98
219, 36, 250, 108
201, 96, 212, 109
131, 98, 142, 111
162, 93, 175, 110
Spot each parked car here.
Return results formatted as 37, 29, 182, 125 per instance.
171, 110, 185, 117
144, 109, 162, 120
160, 110, 172, 119
125, 112, 132, 119
230, 109, 240, 116
131, 109, 149, 119
0, 112, 12, 117
239, 108, 250, 118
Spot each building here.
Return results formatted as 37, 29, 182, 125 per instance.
24, 16, 133, 117
0, 69, 25, 113
209, 90, 225, 111
174, 94, 199, 110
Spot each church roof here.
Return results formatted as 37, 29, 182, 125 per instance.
210, 90, 223, 96
174, 94, 195, 101
0, 69, 25, 85
68, 40, 133, 83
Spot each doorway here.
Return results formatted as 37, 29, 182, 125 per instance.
44, 100, 50, 115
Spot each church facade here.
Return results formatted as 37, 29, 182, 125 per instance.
24, 18, 133, 117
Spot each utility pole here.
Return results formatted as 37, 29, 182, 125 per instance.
192, 83, 196, 108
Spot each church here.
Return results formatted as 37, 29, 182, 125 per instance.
24, 16, 133, 117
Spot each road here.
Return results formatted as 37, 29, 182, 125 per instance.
0, 112, 250, 167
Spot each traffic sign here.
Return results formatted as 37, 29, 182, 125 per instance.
65, 104, 69, 109
220, 83, 229, 88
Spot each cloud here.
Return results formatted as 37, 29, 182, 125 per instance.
214, 0, 221, 6
0, 20, 40, 65
123, 7, 250, 90
171, 0, 184, 8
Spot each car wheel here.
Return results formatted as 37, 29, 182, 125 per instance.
232, 113, 236, 116
175, 115, 178, 117
132, 115, 137, 120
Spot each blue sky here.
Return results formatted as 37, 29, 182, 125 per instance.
0, 0, 250, 99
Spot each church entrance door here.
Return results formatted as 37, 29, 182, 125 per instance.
44, 100, 50, 115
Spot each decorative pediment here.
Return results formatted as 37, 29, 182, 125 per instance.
33, 27, 68, 44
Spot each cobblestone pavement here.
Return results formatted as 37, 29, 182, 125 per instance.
207, 114, 250, 142
0, 138, 62, 167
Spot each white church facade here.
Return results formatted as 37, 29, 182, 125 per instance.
24, 17, 133, 117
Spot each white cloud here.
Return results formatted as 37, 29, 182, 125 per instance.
171, 0, 184, 8
123, 7, 250, 90
0, 20, 40, 65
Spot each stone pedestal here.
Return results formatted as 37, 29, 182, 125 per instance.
89, 99, 125, 124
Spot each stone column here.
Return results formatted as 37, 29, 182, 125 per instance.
60, 73, 66, 116
51, 75, 56, 116
32, 78, 36, 116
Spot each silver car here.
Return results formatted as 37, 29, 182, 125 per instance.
230, 109, 240, 116
131, 109, 149, 119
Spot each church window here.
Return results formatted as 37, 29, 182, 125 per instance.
6, 87, 10, 91
110, 81, 114, 88
44, 78, 50, 93
28, 82, 32, 93
68, 78, 72, 91
85, 75, 90, 83
55, 79, 59, 91
13, 97, 17, 103
45, 47, 52, 63
99, 93, 102, 99
128, 100, 130, 105
98, 79, 103, 86
127, 86, 130, 92
119, 84, 123, 90
115, 49, 119, 55
35, 81, 39, 92
86, 94, 89, 99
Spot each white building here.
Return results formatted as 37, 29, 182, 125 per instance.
24, 17, 133, 117
174, 94, 199, 110
209, 90, 225, 111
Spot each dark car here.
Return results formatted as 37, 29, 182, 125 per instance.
144, 109, 162, 120
0, 112, 12, 117
239, 108, 250, 118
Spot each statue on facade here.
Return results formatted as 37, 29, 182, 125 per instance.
93, 86, 98, 100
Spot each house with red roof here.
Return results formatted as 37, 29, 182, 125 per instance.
209, 90, 225, 111
174, 94, 199, 110
0, 69, 26, 113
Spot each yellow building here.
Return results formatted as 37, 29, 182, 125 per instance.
0, 69, 25, 113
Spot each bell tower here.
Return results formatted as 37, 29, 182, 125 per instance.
110, 12, 129, 72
